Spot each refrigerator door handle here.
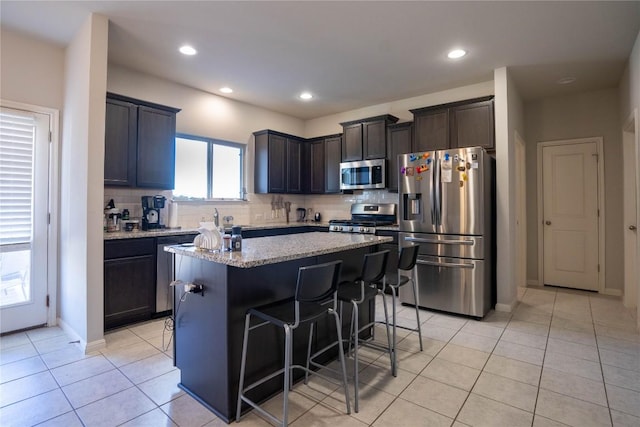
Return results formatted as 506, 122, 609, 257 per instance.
430, 158, 437, 225
435, 159, 442, 226
404, 237, 474, 245
417, 259, 475, 269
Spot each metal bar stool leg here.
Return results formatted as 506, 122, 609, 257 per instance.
236, 313, 252, 422
282, 325, 291, 427
411, 276, 423, 351
331, 308, 351, 415
351, 300, 360, 413
390, 285, 398, 376
304, 323, 314, 384
380, 291, 395, 377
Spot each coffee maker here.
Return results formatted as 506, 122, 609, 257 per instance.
141, 195, 166, 230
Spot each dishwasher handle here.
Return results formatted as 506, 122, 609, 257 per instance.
417, 259, 475, 269
404, 236, 474, 245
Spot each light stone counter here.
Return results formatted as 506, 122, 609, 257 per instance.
165, 231, 392, 268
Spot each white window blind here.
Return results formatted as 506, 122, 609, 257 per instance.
0, 109, 35, 247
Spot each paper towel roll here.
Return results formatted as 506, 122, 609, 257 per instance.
168, 202, 179, 228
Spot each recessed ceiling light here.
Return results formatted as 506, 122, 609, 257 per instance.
556, 76, 576, 85
220, 87, 233, 94
179, 45, 197, 55
299, 92, 313, 100
447, 49, 467, 59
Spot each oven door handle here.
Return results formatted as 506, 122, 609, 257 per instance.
417, 259, 475, 269
404, 237, 474, 245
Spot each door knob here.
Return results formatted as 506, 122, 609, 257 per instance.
545, 220, 552, 225
630, 225, 637, 231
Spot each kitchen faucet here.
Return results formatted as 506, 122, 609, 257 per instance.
214, 208, 219, 227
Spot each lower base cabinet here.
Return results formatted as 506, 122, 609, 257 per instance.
104, 238, 155, 330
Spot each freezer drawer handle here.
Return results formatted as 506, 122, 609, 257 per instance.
404, 237, 474, 245
417, 259, 475, 269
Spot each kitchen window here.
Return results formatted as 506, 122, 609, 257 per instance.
174, 134, 245, 200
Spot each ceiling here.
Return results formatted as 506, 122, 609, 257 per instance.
1, 1, 639, 120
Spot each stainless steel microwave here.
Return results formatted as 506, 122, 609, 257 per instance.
340, 159, 386, 190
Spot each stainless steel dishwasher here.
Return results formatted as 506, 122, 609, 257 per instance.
156, 234, 196, 314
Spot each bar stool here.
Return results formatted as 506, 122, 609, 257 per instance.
308, 250, 393, 413
236, 260, 351, 427
375, 244, 422, 376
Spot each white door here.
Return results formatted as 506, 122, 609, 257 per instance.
0, 107, 50, 333
542, 141, 599, 291
623, 112, 638, 310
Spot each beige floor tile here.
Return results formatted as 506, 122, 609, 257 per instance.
436, 343, 490, 370
0, 370, 58, 407
550, 316, 594, 334
50, 355, 115, 387
532, 415, 571, 427
128, 318, 168, 340
506, 319, 550, 337
426, 313, 468, 331
0, 355, 47, 384
39, 345, 93, 369
326, 382, 394, 425
62, 369, 133, 408
289, 402, 368, 427
0, 332, 30, 349
457, 393, 533, 427
494, 340, 545, 366
610, 410, 640, 427
606, 384, 640, 418
119, 352, 176, 384
0, 389, 72, 427
25, 326, 67, 342
535, 389, 611, 427
483, 354, 541, 386
257, 388, 319, 425
372, 397, 453, 427
120, 408, 177, 426
549, 326, 596, 347
398, 336, 446, 358
600, 348, 640, 372
0, 342, 38, 365
480, 310, 512, 329
76, 387, 156, 427
512, 307, 552, 325
501, 328, 548, 350
471, 371, 538, 412
393, 347, 433, 374
460, 321, 504, 339
399, 376, 468, 418
32, 334, 78, 355
36, 410, 84, 427
359, 359, 416, 396
101, 340, 161, 367
602, 364, 640, 392
594, 324, 640, 343
540, 367, 607, 406
231, 412, 273, 426
291, 373, 341, 403
543, 351, 602, 382
419, 324, 459, 342
450, 331, 498, 353
137, 369, 184, 406
104, 329, 145, 349
597, 335, 640, 357
546, 337, 599, 362
420, 357, 481, 391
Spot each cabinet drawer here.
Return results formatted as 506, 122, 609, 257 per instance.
104, 237, 155, 259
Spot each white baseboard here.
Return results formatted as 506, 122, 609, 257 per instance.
601, 288, 623, 297
495, 300, 518, 313
57, 317, 106, 354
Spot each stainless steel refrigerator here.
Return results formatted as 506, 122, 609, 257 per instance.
398, 147, 494, 318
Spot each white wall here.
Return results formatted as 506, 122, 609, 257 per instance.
59, 13, 109, 351
494, 67, 524, 311
304, 81, 494, 138
525, 88, 623, 291
0, 28, 65, 110
619, 31, 640, 122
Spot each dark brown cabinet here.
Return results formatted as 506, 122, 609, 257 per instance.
324, 135, 342, 193
340, 115, 399, 161
410, 96, 494, 151
386, 122, 413, 192
104, 93, 180, 189
254, 130, 304, 194
309, 138, 325, 194
104, 238, 156, 330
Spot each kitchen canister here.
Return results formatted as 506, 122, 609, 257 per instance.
168, 201, 179, 228
231, 226, 242, 251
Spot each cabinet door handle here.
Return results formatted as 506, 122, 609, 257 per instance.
630, 225, 637, 231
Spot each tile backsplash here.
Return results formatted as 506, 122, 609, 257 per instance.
104, 188, 399, 229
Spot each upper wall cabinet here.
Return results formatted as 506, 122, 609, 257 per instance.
386, 122, 413, 192
254, 130, 305, 194
410, 96, 494, 152
104, 92, 180, 189
340, 114, 399, 161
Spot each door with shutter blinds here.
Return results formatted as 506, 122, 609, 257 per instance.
0, 107, 50, 333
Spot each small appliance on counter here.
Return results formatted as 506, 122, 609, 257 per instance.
142, 195, 166, 230
104, 199, 121, 232
296, 208, 306, 222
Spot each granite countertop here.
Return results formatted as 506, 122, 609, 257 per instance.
165, 231, 393, 268
104, 222, 331, 240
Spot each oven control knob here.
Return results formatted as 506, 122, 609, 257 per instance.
362, 227, 369, 233
348, 226, 354, 232
337, 226, 343, 231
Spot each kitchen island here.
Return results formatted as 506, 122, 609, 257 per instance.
166, 232, 392, 423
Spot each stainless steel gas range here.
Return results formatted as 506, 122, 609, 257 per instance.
329, 203, 397, 234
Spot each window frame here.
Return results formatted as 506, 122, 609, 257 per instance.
173, 133, 246, 201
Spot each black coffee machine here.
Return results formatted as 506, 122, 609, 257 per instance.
141, 195, 166, 230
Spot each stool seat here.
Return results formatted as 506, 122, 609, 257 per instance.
249, 298, 333, 327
